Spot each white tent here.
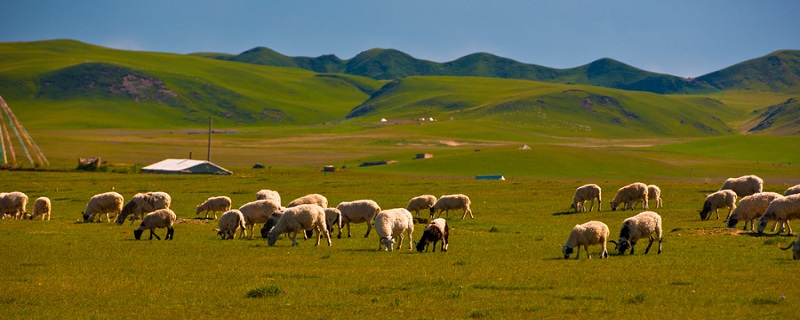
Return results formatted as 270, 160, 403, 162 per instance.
141, 159, 232, 175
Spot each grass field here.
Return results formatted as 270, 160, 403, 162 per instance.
1, 169, 798, 319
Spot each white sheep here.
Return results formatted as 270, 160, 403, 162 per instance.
336, 199, 381, 238
195, 196, 232, 220
287, 193, 328, 208
757, 194, 800, 235
726, 192, 783, 230
720, 175, 763, 198
647, 184, 663, 209
609, 182, 648, 211
415, 218, 449, 253
430, 194, 473, 219
82, 192, 124, 223
779, 235, 800, 260
0, 191, 28, 219
374, 208, 414, 252
29, 197, 51, 221
407, 195, 437, 216
133, 208, 177, 240
562, 220, 609, 259
266, 204, 331, 247
214, 209, 246, 240
698, 190, 737, 221
239, 199, 282, 239
609, 211, 663, 255
784, 184, 800, 196
323, 207, 342, 234
255, 189, 281, 206
115, 191, 172, 225
570, 184, 601, 212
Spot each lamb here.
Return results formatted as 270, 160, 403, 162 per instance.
115, 191, 172, 225
570, 184, 601, 212
239, 199, 282, 238
779, 235, 800, 260
647, 184, 663, 209
698, 190, 737, 221
407, 195, 437, 216
726, 192, 783, 230
374, 208, 414, 252
609, 182, 648, 211
429, 194, 473, 219
720, 174, 763, 198
287, 193, 328, 208
0, 191, 28, 219
415, 218, 449, 253
609, 211, 663, 255
29, 197, 51, 221
133, 208, 176, 240
195, 196, 232, 220
82, 192, 124, 223
255, 189, 281, 206
784, 184, 800, 196
214, 209, 246, 240
336, 199, 381, 238
266, 204, 331, 247
561, 221, 609, 259
757, 194, 800, 235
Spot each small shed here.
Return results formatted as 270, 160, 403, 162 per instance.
476, 175, 505, 180
141, 159, 232, 175
415, 153, 433, 159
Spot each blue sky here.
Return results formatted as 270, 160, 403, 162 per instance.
2, 0, 798, 77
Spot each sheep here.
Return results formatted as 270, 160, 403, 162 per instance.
784, 184, 800, 196
214, 209, 246, 240
239, 199, 282, 239
374, 208, 414, 252
757, 194, 800, 235
255, 189, 281, 206
415, 218, 449, 253
720, 174, 763, 198
115, 191, 171, 225
287, 193, 328, 208
29, 197, 51, 221
133, 208, 176, 240
698, 190, 737, 221
323, 207, 342, 234
726, 192, 783, 230
779, 235, 800, 260
430, 194, 473, 219
336, 199, 381, 238
609, 182, 648, 211
260, 212, 284, 239
609, 211, 663, 255
82, 192, 124, 223
195, 196, 232, 220
647, 184, 663, 209
407, 195, 437, 216
0, 191, 28, 219
561, 221, 609, 259
266, 204, 331, 247
570, 184, 601, 212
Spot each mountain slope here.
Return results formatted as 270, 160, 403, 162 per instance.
746, 97, 800, 135
697, 50, 800, 92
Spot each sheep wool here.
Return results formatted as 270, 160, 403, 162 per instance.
239, 199, 282, 239
784, 184, 800, 197
134, 209, 177, 240
287, 194, 328, 208
115, 191, 171, 225
0, 191, 28, 219
727, 192, 782, 230
374, 208, 414, 252
757, 194, 800, 235
255, 189, 281, 206
562, 221, 609, 259
30, 197, 51, 221
609, 182, 648, 211
647, 184, 663, 209
267, 204, 330, 247
699, 190, 737, 221
406, 195, 437, 217
83, 192, 124, 223
430, 194, 473, 219
216, 209, 246, 240
720, 175, 764, 198
416, 218, 449, 253
195, 196, 232, 220
336, 199, 381, 239
610, 211, 663, 255
571, 184, 601, 212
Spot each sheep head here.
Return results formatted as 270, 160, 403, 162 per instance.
267, 230, 279, 246
726, 217, 740, 229
757, 219, 769, 234
381, 236, 395, 251
699, 201, 713, 220
562, 245, 574, 259
780, 242, 800, 260
609, 202, 620, 211
82, 212, 91, 223
133, 229, 144, 240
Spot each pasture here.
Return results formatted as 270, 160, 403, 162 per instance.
1, 168, 798, 319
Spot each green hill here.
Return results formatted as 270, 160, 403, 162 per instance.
745, 97, 800, 135
697, 50, 800, 92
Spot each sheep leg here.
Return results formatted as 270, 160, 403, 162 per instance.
462, 208, 474, 220
149, 229, 162, 240
363, 222, 372, 238
644, 236, 655, 254
714, 208, 720, 220
629, 241, 637, 255
588, 200, 594, 212
290, 231, 299, 246
166, 227, 174, 240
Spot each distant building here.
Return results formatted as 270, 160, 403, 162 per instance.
141, 159, 232, 175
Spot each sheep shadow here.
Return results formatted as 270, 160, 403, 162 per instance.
552, 210, 584, 216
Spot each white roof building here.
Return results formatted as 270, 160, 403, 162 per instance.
141, 159, 232, 175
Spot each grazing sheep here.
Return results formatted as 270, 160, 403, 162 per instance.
726, 192, 783, 230
784, 184, 800, 197
0, 192, 28, 219
239, 199, 282, 239
82, 192, 124, 223
287, 194, 328, 208
609, 183, 648, 211
757, 194, 800, 235
133, 209, 176, 240
260, 212, 283, 239
115, 191, 172, 225
571, 184, 602, 212
609, 211, 663, 255
416, 218, 450, 253
323, 207, 342, 234
267, 204, 330, 247
337, 200, 381, 238
562, 221, 610, 259
720, 175, 763, 198
214, 209, 246, 240
29, 197, 51, 221
374, 208, 414, 252
698, 190, 737, 221
647, 184, 663, 209
430, 194, 473, 219
407, 195, 437, 217
195, 196, 232, 220
779, 235, 800, 260
255, 189, 281, 206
